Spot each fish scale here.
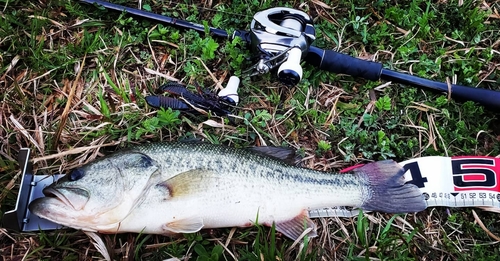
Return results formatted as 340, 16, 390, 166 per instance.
30, 142, 426, 240
136, 142, 363, 187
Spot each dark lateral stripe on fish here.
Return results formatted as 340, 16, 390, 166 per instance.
257, 168, 361, 187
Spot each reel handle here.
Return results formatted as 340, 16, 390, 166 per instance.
278, 47, 303, 86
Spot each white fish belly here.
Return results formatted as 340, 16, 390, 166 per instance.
117, 168, 365, 234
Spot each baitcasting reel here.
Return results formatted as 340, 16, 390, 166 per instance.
244, 7, 316, 86
218, 7, 316, 105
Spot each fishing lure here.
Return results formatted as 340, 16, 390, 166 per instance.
146, 77, 240, 116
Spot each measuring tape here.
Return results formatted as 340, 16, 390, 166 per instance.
309, 156, 500, 218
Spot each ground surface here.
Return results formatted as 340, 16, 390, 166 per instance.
1, 0, 499, 260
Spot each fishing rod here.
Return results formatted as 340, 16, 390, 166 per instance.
80, 0, 500, 110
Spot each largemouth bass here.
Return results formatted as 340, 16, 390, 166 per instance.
29, 142, 426, 240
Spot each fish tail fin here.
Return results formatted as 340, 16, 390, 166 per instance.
355, 160, 427, 213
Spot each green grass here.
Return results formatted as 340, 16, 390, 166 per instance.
1, 0, 499, 260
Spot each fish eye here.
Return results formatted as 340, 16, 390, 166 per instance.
69, 168, 85, 181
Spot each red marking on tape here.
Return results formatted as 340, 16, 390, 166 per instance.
462, 174, 486, 182
340, 164, 365, 173
451, 156, 500, 192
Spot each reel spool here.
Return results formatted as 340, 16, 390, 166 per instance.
248, 7, 315, 86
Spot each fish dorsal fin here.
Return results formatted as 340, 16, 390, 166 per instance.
275, 210, 317, 241
177, 137, 204, 143
248, 146, 302, 166
163, 217, 204, 233
160, 169, 218, 198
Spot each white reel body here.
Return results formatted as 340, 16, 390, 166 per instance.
248, 7, 315, 86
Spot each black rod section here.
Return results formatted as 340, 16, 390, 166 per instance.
79, 0, 231, 38
381, 69, 500, 110
307, 46, 500, 110
305, 46, 382, 80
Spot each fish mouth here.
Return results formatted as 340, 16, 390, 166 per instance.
42, 186, 90, 211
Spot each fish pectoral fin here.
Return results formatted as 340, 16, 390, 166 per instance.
159, 169, 218, 198
163, 217, 204, 233
274, 210, 317, 241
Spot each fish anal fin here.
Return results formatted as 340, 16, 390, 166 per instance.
355, 160, 427, 213
163, 217, 204, 234
158, 169, 217, 198
274, 210, 317, 241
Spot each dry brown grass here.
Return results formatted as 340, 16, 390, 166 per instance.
1, 0, 500, 260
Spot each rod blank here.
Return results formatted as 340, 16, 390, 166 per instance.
79, 0, 230, 38
380, 69, 500, 110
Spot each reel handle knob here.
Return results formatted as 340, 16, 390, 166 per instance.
218, 76, 240, 105
278, 47, 303, 86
